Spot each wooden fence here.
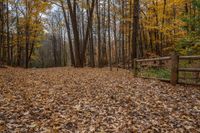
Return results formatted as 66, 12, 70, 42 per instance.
134, 54, 200, 85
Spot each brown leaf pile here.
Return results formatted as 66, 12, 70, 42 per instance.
0, 67, 200, 132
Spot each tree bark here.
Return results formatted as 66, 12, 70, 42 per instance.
96, 0, 101, 67
60, 0, 75, 66
6, 0, 10, 65
108, 0, 112, 71
25, 0, 30, 68
82, 0, 95, 65
132, 0, 140, 68
66, 0, 82, 67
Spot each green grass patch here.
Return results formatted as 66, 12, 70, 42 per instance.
139, 68, 171, 79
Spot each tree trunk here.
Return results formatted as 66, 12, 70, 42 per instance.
82, 0, 95, 65
52, 34, 57, 67
25, 0, 30, 68
132, 0, 140, 68
15, 1, 21, 66
0, 1, 4, 64
6, 0, 10, 65
66, 0, 82, 67
96, 0, 101, 67
108, 0, 112, 71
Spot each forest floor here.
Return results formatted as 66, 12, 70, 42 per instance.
0, 67, 200, 132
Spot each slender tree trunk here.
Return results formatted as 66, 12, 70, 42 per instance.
66, 0, 82, 67
152, 0, 160, 56
15, 1, 21, 66
0, 1, 4, 64
132, 0, 140, 68
25, 0, 30, 68
10, 32, 13, 66
122, 1, 125, 69
108, 0, 112, 71
28, 30, 37, 63
113, 9, 118, 66
102, 0, 107, 66
96, 0, 101, 67
65, 13, 75, 66
63, 30, 67, 66
160, 0, 166, 56
89, 30, 95, 67
52, 34, 57, 67
6, 0, 10, 65
128, 0, 132, 69
66, 14, 75, 66
82, 0, 95, 65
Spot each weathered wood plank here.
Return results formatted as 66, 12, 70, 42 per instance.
171, 53, 179, 85
178, 81, 200, 86
179, 68, 200, 72
136, 57, 171, 62
179, 56, 200, 60
134, 59, 138, 77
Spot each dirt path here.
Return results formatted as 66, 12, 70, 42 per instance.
0, 67, 200, 132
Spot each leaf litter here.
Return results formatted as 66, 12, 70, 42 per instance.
0, 67, 200, 132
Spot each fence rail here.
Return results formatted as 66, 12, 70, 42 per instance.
179, 68, 200, 72
136, 57, 171, 62
179, 56, 200, 60
134, 54, 200, 85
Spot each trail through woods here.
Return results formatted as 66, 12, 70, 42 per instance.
0, 68, 200, 132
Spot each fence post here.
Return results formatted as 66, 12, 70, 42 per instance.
170, 53, 179, 85
134, 59, 138, 77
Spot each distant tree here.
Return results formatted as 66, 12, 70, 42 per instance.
177, 0, 200, 55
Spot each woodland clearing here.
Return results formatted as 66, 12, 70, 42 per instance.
0, 67, 200, 132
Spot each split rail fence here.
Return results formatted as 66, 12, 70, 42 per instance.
134, 54, 200, 85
